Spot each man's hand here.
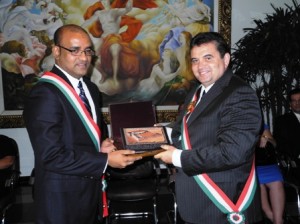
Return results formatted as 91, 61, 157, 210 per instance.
108, 150, 142, 168
154, 145, 175, 164
101, 138, 116, 153
259, 136, 268, 148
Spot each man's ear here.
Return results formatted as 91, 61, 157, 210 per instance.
224, 52, 230, 68
52, 45, 60, 59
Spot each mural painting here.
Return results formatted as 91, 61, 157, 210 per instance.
0, 0, 214, 109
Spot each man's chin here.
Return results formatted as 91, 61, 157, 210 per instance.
76, 69, 89, 77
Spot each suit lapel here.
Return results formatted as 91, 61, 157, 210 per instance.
44, 68, 101, 148
51, 66, 100, 124
187, 69, 233, 125
51, 66, 72, 86
289, 112, 300, 130
50, 66, 102, 129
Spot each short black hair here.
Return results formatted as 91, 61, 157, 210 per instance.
0, 135, 18, 155
190, 32, 230, 58
288, 88, 300, 102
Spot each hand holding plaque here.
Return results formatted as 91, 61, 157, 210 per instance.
128, 148, 166, 158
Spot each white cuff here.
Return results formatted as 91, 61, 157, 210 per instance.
172, 149, 182, 167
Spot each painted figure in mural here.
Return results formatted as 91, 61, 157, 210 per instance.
0, 0, 49, 57
0, 40, 27, 74
133, 29, 194, 103
0, 0, 64, 76
0, 39, 44, 77
137, 0, 210, 40
166, 0, 211, 27
159, 27, 194, 84
83, 0, 145, 96
133, 28, 194, 104
36, 0, 67, 39
175, 30, 194, 81
82, 0, 135, 48
135, 48, 179, 100
0, 37, 46, 108
73, 0, 210, 100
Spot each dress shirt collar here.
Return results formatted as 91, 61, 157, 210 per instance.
54, 64, 83, 94
201, 83, 214, 96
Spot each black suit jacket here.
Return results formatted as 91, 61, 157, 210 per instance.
171, 69, 262, 223
274, 112, 300, 160
23, 66, 108, 224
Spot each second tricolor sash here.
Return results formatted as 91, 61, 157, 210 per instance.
180, 89, 257, 224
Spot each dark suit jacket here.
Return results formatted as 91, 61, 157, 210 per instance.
274, 112, 300, 161
171, 69, 262, 223
23, 66, 108, 224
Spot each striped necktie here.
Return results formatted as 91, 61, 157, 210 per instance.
78, 81, 92, 116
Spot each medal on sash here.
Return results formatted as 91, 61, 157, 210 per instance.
227, 212, 245, 224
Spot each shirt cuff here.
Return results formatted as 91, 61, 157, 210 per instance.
172, 149, 182, 167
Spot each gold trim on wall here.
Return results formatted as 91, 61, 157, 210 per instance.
219, 0, 232, 46
101, 106, 180, 125
0, 0, 232, 128
0, 114, 24, 128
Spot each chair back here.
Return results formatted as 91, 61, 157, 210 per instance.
107, 157, 155, 180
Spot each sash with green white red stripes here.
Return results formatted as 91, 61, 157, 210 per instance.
181, 89, 257, 224
39, 72, 109, 217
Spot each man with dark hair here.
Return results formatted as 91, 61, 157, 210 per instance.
23, 24, 141, 224
274, 88, 300, 173
155, 32, 262, 223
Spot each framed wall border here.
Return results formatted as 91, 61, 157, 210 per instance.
0, 0, 232, 128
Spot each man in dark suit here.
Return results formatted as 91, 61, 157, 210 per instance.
274, 88, 300, 179
23, 24, 141, 224
155, 32, 262, 223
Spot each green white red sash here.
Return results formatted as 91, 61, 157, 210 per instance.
39, 72, 109, 217
40, 72, 101, 150
180, 90, 257, 224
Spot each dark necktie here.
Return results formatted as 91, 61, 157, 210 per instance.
78, 81, 92, 116
202, 90, 206, 99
